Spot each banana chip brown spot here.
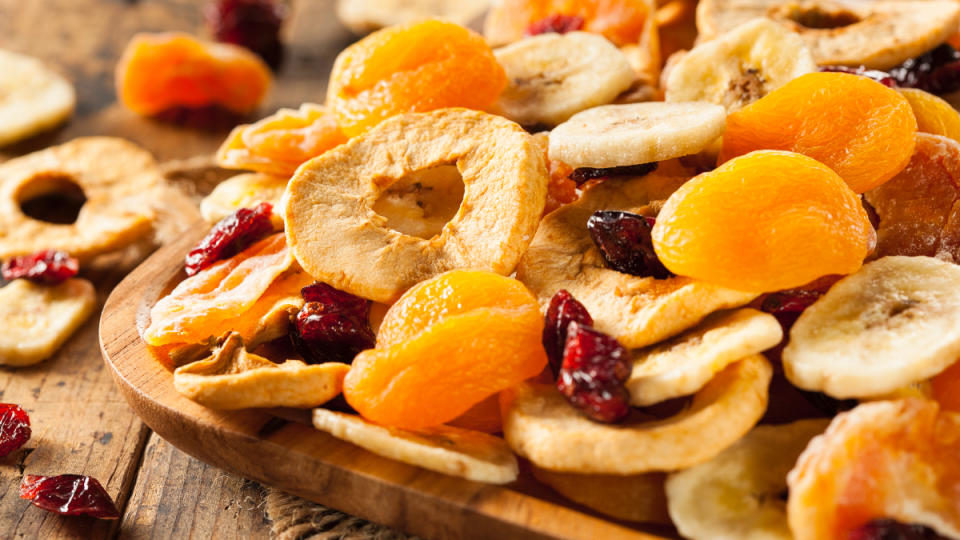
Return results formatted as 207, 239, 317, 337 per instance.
284, 108, 548, 303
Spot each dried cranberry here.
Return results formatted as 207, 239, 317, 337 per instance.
889, 44, 960, 95
820, 66, 897, 87
206, 0, 286, 68
557, 322, 631, 423
543, 290, 594, 377
2, 251, 78, 285
0, 404, 30, 458
301, 282, 370, 321
569, 162, 658, 186
848, 519, 951, 540
184, 202, 274, 276
291, 283, 375, 364
20, 475, 120, 519
526, 14, 585, 36
588, 210, 672, 279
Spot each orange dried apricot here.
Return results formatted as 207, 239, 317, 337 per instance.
116, 32, 271, 116
447, 394, 504, 433
932, 360, 960, 412
485, 0, 651, 47
326, 20, 507, 137
651, 151, 875, 293
898, 88, 960, 144
216, 104, 348, 177
720, 72, 917, 194
865, 133, 960, 262
344, 270, 547, 430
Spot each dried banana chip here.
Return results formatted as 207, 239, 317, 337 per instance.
312, 408, 518, 484
200, 173, 287, 224
0, 278, 95, 366
0, 49, 75, 147
516, 174, 758, 349
628, 308, 782, 406
0, 137, 159, 261
531, 466, 670, 524
665, 419, 830, 540
174, 333, 348, 410
501, 355, 771, 474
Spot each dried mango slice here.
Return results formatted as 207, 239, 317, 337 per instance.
174, 333, 348, 410
144, 233, 292, 346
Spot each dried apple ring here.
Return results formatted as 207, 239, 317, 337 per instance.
284, 108, 548, 303
0, 137, 158, 261
501, 354, 772, 474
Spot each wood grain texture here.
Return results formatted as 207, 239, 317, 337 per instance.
100, 227, 669, 540
118, 432, 271, 539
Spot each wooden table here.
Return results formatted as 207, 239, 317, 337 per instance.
0, 1, 352, 537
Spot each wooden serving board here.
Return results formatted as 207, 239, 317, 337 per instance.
99, 224, 676, 540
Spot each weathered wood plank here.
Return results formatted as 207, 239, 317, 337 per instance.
117, 433, 271, 539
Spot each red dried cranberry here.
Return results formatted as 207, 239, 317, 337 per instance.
588, 210, 672, 279
301, 282, 370, 321
557, 322, 631, 423
848, 519, 951, 540
291, 282, 375, 364
2, 251, 78, 285
184, 202, 274, 276
543, 290, 594, 377
889, 44, 960, 95
20, 474, 120, 519
206, 0, 286, 68
569, 162, 658, 186
0, 404, 30, 458
526, 13, 585, 36
820, 66, 897, 87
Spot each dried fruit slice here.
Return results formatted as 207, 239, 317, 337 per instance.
696, 0, 960, 70
312, 408, 518, 484
215, 104, 348, 177
652, 151, 876, 292
230, 268, 314, 348
368, 164, 465, 240
344, 271, 547, 430
199, 173, 286, 224
864, 134, 960, 263
0, 137, 159, 261
0, 49, 75, 147
174, 333, 348, 409
665, 419, 830, 540
549, 101, 726, 169
720, 72, 917, 194
144, 233, 292, 346
116, 33, 271, 116
665, 18, 817, 112
899, 88, 960, 144
326, 20, 506, 136
492, 32, 634, 127
484, 0, 653, 48
783, 256, 960, 399
531, 466, 670, 524
335, 0, 492, 34
516, 173, 758, 349
628, 308, 782, 406
787, 399, 960, 540
284, 109, 547, 303
0, 278, 95, 366
501, 355, 771, 474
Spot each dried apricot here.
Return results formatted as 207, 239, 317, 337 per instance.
865, 134, 960, 263
216, 104, 347, 177
652, 151, 875, 293
932, 360, 960, 412
344, 270, 547, 430
326, 20, 506, 137
898, 88, 960, 144
720, 72, 917, 194
484, 0, 652, 47
447, 394, 503, 433
116, 33, 271, 116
